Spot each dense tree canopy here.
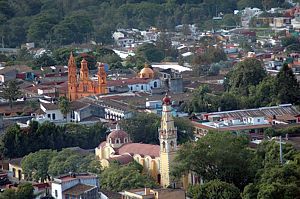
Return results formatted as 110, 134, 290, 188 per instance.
2, 80, 22, 109
120, 112, 194, 145
0, 0, 290, 47
226, 58, 267, 95
0, 183, 34, 199
100, 162, 158, 192
173, 132, 254, 189
242, 141, 300, 198
0, 121, 107, 159
21, 149, 100, 182
188, 180, 241, 199
275, 63, 300, 105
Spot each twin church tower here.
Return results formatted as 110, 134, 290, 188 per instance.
67, 53, 107, 101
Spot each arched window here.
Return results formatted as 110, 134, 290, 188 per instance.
145, 158, 150, 169
170, 141, 174, 150
154, 81, 158, 88
162, 141, 166, 152
83, 85, 88, 92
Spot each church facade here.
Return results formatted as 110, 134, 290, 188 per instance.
68, 53, 107, 101
95, 95, 177, 188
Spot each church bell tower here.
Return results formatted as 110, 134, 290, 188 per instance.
159, 94, 177, 188
68, 52, 77, 101
97, 63, 107, 94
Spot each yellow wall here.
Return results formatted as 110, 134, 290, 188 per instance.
9, 164, 24, 180
160, 152, 176, 188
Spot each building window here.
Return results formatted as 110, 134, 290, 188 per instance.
52, 113, 56, 120
162, 141, 166, 152
12, 168, 16, 177
130, 86, 133, 91
55, 190, 58, 197
257, 119, 260, 122
170, 141, 174, 150
83, 85, 88, 92
145, 158, 150, 169
47, 114, 51, 118
141, 85, 144, 90
154, 81, 157, 88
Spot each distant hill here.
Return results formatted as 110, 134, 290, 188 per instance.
0, 0, 287, 47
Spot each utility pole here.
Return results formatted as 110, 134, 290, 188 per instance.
279, 135, 283, 164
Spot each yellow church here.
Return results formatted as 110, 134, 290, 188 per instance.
95, 94, 178, 188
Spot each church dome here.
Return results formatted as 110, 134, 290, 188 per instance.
163, 94, 171, 105
107, 124, 130, 147
139, 63, 154, 79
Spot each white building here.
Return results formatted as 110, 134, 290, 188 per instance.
39, 103, 64, 121
51, 173, 99, 199
107, 78, 161, 93
33, 101, 98, 123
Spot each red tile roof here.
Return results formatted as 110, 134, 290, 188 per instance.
63, 184, 96, 196
117, 143, 160, 158
108, 154, 133, 165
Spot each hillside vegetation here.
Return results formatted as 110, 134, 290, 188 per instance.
0, 0, 287, 47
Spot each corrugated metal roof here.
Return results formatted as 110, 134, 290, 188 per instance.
206, 104, 299, 119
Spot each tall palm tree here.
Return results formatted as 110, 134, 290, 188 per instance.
58, 96, 70, 122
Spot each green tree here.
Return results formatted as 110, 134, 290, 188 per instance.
174, 117, 194, 144
188, 180, 241, 199
192, 47, 227, 73
0, 189, 17, 199
0, 124, 23, 158
281, 36, 299, 47
52, 47, 73, 65
242, 141, 300, 199
21, 149, 56, 182
21, 148, 100, 182
135, 43, 164, 63
58, 96, 70, 121
16, 183, 35, 199
173, 132, 254, 189
48, 149, 101, 177
222, 14, 240, 27
237, 0, 262, 9
100, 162, 158, 192
275, 63, 300, 105
34, 52, 56, 67
27, 12, 60, 43
120, 113, 160, 144
75, 52, 97, 70
52, 13, 93, 45
248, 76, 277, 107
120, 112, 193, 145
226, 58, 267, 95
2, 80, 22, 109
0, 121, 107, 159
